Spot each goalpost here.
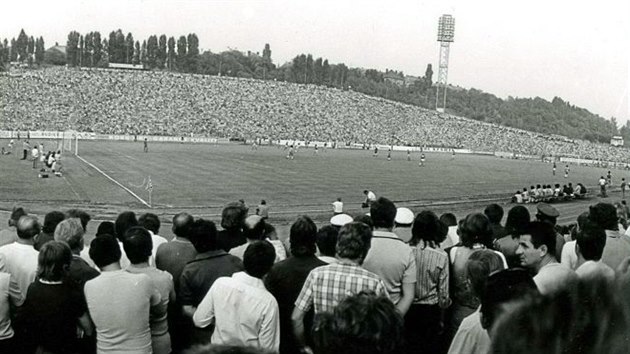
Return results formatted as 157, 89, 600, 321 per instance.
60, 130, 79, 156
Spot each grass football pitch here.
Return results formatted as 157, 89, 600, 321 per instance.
0, 139, 618, 227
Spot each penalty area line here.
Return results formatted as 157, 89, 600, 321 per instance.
75, 155, 151, 208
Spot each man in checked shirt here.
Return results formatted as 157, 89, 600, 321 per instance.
291, 222, 389, 354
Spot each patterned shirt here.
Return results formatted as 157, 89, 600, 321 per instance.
412, 244, 451, 308
294, 262, 388, 314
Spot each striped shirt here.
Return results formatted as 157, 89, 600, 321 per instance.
412, 244, 451, 308
294, 262, 388, 314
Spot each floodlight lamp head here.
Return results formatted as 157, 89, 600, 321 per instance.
437, 14, 455, 43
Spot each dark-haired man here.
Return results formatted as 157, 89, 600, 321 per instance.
124, 227, 174, 354
265, 216, 326, 354
589, 203, 630, 270
0, 207, 27, 247
363, 197, 416, 315
138, 213, 168, 266
574, 220, 615, 283
0, 215, 40, 306
484, 204, 506, 241
34, 211, 65, 251
193, 241, 280, 352
216, 202, 248, 252
54, 218, 99, 289
515, 221, 577, 295
85, 235, 162, 354
292, 222, 388, 352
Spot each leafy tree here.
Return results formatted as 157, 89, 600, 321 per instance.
424, 64, 433, 86
313, 57, 323, 84
93, 32, 102, 66
306, 54, 314, 83
157, 35, 167, 69
125, 33, 134, 64
66, 31, 80, 66
78, 35, 84, 66
167, 36, 176, 70
147, 35, 158, 68
132, 41, 140, 65
141, 40, 147, 67
35, 36, 45, 65
322, 59, 330, 85
26, 36, 35, 65
16, 29, 28, 62
176, 35, 187, 70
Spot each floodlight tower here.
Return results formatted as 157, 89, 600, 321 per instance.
436, 14, 455, 112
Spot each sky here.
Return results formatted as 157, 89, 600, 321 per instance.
2, 0, 628, 124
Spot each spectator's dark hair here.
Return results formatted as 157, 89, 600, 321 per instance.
17, 215, 40, 240
65, 209, 91, 231
480, 268, 538, 330
440, 213, 457, 227
115, 211, 138, 242
370, 197, 397, 229
89, 235, 122, 269
410, 210, 446, 247
317, 225, 339, 258
459, 213, 493, 248
37, 241, 72, 282
189, 219, 218, 253
289, 215, 318, 256
505, 206, 531, 237
96, 221, 116, 237
243, 215, 266, 241
576, 219, 607, 261
221, 202, 248, 230
54, 218, 85, 251
42, 211, 65, 234
484, 204, 504, 224
526, 221, 557, 259
312, 291, 404, 354
172, 212, 194, 239
589, 203, 618, 230
243, 241, 276, 278
353, 214, 374, 230
9, 206, 27, 226
466, 249, 505, 299
138, 213, 160, 234
123, 226, 153, 264
490, 278, 630, 354
336, 222, 373, 262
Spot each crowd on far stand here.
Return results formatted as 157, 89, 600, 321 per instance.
0, 195, 629, 354
3, 67, 630, 162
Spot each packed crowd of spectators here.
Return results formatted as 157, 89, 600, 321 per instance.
2, 67, 630, 162
0, 196, 629, 354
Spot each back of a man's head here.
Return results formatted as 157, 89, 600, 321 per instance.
96, 221, 116, 237
54, 218, 85, 252
440, 213, 457, 227
243, 215, 266, 241
42, 211, 65, 234
336, 222, 373, 263
115, 211, 138, 242
312, 291, 404, 354
290, 215, 318, 257
484, 204, 504, 224
576, 219, 607, 262
17, 215, 41, 240
243, 240, 276, 279
123, 226, 153, 264
589, 203, 618, 231
316, 225, 339, 258
172, 212, 194, 238
9, 207, 27, 227
370, 197, 397, 229
65, 209, 91, 231
221, 202, 248, 231
527, 221, 558, 260
480, 268, 538, 330
139, 213, 161, 234
189, 219, 218, 253
89, 234, 122, 269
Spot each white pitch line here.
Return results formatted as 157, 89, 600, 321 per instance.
75, 155, 151, 208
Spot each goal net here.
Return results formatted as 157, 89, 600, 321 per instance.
60, 131, 78, 155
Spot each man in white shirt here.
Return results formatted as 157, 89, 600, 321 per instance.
575, 220, 615, 283
516, 221, 578, 295
138, 213, 168, 266
193, 241, 280, 352
362, 190, 377, 208
332, 198, 344, 215
0, 215, 40, 306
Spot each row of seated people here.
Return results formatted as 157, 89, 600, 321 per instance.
0, 199, 629, 354
513, 182, 588, 203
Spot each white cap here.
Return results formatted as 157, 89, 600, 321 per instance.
330, 213, 353, 227
395, 207, 414, 225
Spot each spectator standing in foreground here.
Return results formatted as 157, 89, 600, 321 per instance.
484, 204, 506, 241
494, 206, 531, 269
138, 213, 168, 266
0, 207, 27, 247
124, 227, 174, 354
363, 197, 416, 315
193, 241, 279, 352
534, 203, 566, 261
515, 221, 578, 295
265, 216, 327, 354
574, 220, 615, 283
54, 218, 100, 289
216, 202, 248, 252
0, 215, 40, 307
589, 203, 630, 270
34, 210, 65, 251
85, 235, 162, 354
292, 222, 388, 352
229, 215, 286, 263
0, 271, 13, 353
